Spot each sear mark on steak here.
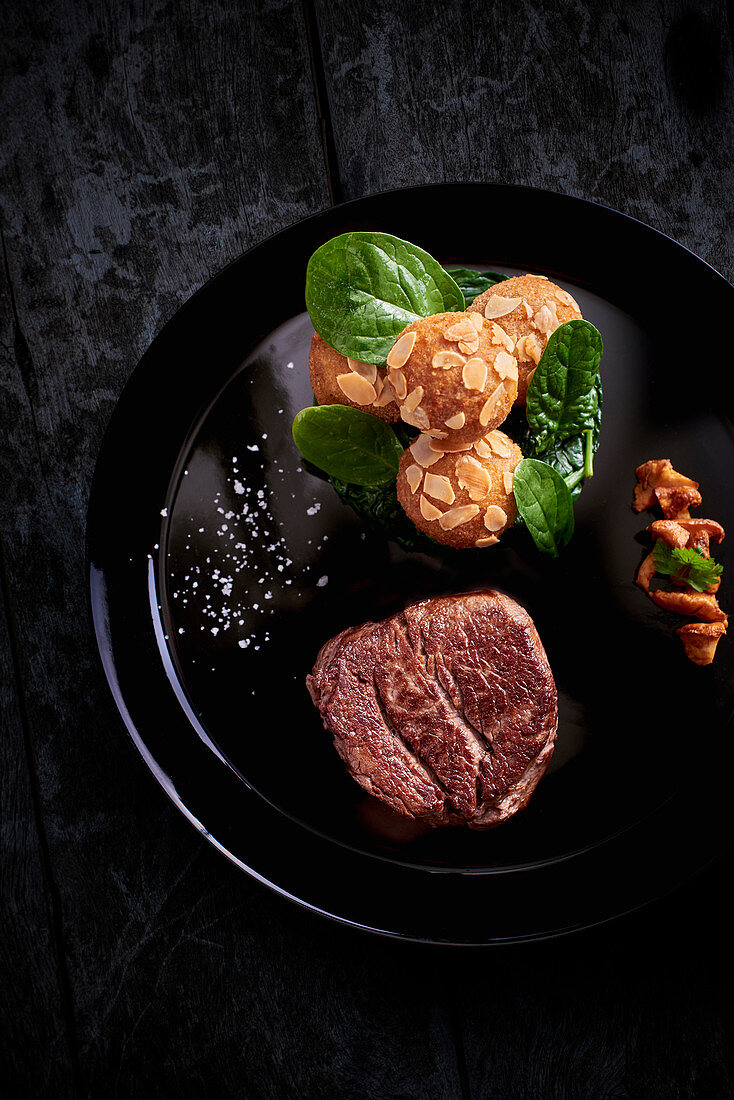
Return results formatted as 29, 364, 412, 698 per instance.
306, 590, 558, 830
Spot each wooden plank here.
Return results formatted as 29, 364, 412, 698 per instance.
0, 549, 77, 1096
315, 0, 734, 275
448, 863, 734, 1097
0, 1, 465, 1095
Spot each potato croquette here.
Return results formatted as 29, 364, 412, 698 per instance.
467, 275, 582, 404
397, 429, 523, 549
385, 313, 518, 446
309, 332, 400, 422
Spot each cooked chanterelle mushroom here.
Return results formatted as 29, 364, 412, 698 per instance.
633, 460, 726, 665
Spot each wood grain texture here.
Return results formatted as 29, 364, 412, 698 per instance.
315, 0, 734, 278
0, 2, 465, 1095
0, 549, 77, 1098
2, 0, 734, 1095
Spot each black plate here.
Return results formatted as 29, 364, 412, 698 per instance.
87, 184, 734, 944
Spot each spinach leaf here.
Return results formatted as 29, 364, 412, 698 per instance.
442, 268, 509, 303
512, 459, 575, 557
292, 404, 403, 486
305, 232, 465, 365
526, 319, 603, 452
536, 376, 603, 498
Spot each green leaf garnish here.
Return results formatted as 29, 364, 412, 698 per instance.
442, 267, 509, 303
652, 542, 723, 593
526, 319, 603, 452
512, 459, 575, 557
292, 404, 404, 486
305, 232, 465, 365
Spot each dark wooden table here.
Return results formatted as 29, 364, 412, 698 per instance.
2, 1, 734, 1095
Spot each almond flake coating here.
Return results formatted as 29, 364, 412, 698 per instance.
401, 406, 430, 430
432, 350, 466, 370
475, 535, 499, 547
444, 412, 466, 430
473, 438, 493, 459
389, 368, 408, 401
423, 472, 456, 504
387, 330, 417, 369
420, 494, 443, 521
373, 376, 395, 407
410, 434, 443, 467
479, 384, 505, 426
458, 336, 480, 355
443, 319, 477, 343
406, 464, 423, 495
484, 505, 508, 532
469, 312, 484, 332
456, 455, 491, 500
503, 471, 515, 493
347, 358, 377, 384
438, 504, 480, 530
484, 295, 523, 319
337, 372, 377, 404
532, 302, 560, 335
494, 351, 518, 381
554, 288, 580, 310
462, 357, 488, 391
485, 430, 512, 458
431, 436, 472, 453
403, 386, 424, 414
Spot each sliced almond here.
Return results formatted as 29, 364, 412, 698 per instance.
522, 299, 534, 319
458, 336, 480, 355
484, 295, 523, 319
532, 302, 560, 335
490, 324, 515, 353
405, 464, 423, 495
473, 438, 493, 459
479, 384, 506, 426
502, 471, 515, 493
494, 350, 518, 381
431, 436, 472, 453
462, 357, 488, 392
373, 376, 395, 407
485, 430, 513, 458
456, 455, 491, 501
389, 368, 408, 401
438, 504, 480, 530
443, 318, 478, 343
401, 406, 430, 430
514, 335, 530, 360
527, 273, 549, 280
444, 412, 465, 430
403, 386, 424, 414
386, 330, 417, 369
523, 334, 543, 365
423, 472, 456, 505
475, 535, 499, 547
484, 505, 508, 532
469, 312, 484, 332
420, 494, 443, 521
425, 428, 448, 439
432, 350, 466, 370
347, 358, 377, 384
526, 367, 537, 387
410, 434, 442, 467
554, 288, 580, 310
337, 372, 377, 405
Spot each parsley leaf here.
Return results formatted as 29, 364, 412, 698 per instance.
653, 542, 723, 593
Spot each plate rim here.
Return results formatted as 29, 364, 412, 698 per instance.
86, 182, 734, 944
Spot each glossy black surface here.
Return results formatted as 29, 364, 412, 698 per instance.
88, 184, 734, 942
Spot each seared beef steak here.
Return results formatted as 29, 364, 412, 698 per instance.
306, 591, 557, 829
